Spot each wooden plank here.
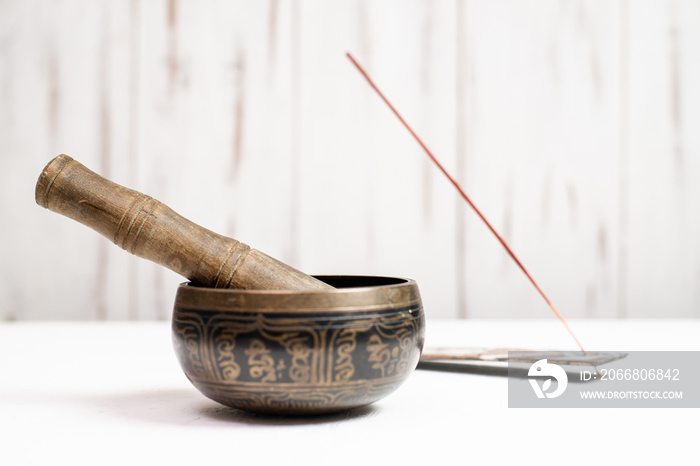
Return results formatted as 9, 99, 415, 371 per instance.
1, 0, 105, 320
134, 0, 299, 319
625, 0, 700, 317
459, 0, 621, 320
298, 0, 460, 318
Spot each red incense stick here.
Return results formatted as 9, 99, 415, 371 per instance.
346, 52, 587, 354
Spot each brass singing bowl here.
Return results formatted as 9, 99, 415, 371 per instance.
172, 275, 425, 415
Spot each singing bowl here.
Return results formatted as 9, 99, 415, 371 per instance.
172, 275, 424, 415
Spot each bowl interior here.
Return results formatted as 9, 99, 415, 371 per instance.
313, 275, 408, 288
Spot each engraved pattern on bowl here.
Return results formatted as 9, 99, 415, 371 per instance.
171, 276, 425, 415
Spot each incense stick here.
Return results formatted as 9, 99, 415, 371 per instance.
346, 52, 587, 355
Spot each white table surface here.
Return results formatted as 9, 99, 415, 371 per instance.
1, 319, 697, 465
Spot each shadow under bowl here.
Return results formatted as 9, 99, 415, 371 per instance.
172, 275, 425, 415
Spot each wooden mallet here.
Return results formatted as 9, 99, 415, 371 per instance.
36, 155, 332, 291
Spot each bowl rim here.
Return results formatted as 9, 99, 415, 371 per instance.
174, 275, 422, 313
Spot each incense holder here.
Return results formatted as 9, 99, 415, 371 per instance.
172, 275, 424, 415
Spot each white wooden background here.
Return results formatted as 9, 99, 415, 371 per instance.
1, 0, 698, 321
